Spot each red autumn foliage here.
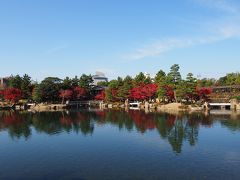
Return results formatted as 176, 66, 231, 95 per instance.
196, 87, 212, 101
142, 83, 158, 98
76, 112, 89, 121
59, 89, 73, 100
111, 89, 118, 101
0, 90, 4, 99
95, 91, 105, 100
96, 111, 107, 118
129, 110, 156, 133
166, 115, 176, 128
74, 86, 87, 99
3, 114, 24, 126
60, 116, 72, 126
95, 111, 108, 123
4, 88, 22, 102
165, 85, 175, 101
129, 83, 158, 101
129, 87, 144, 100
105, 88, 119, 102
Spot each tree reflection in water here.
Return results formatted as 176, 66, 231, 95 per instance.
0, 110, 240, 153
0, 111, 31, 140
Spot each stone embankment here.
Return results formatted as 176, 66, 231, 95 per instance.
100, 101, 204, 112
1, 98, 240, 112
29, 103, 67, 112
230, 99, 240, 111
100, 98, 240, 112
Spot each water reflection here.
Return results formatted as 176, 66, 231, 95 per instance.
0, 110, 240, 153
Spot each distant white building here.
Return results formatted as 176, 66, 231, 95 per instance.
92, 72, 108, 86
0, 77, 10, 89
144, 72, 151, 78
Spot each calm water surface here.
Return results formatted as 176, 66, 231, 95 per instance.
0, 109, 240, 179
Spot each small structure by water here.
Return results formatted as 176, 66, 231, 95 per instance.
209, 103, 231, 110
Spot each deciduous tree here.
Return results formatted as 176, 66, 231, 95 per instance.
0, 90, 4, 100
74, 86, 87, 100
129, 84, 158, 101
59, 89, 73, 104
4, 88, 22, 103
95, 91, 105, 100
196, 87, 212, 101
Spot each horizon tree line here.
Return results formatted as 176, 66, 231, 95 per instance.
0, 64, 240, 103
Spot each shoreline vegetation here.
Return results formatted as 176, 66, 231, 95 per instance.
1, 64, 240, 112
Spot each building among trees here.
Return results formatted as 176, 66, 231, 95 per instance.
92, 72, 108, 86
0, 77, 10, 89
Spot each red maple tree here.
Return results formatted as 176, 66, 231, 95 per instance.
59, 89, 73, 103
4, 88, 22, 103
73, 86, 87, 100
0, 90, 4, 99
196, 87, 212, 101
129, 83, 158, 101
142, 83, 158, 99
165, 85, 175, 101
95, 90, 105, 101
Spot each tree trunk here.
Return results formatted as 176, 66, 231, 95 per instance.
174, 90, 178, 103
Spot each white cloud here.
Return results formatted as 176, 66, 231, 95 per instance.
196, 0, 239, 14
218, 24, 240, 38
124, 0, 240, 60
125, 38, 194, 60
46, 44, 69, 54
125, 27, 240, 60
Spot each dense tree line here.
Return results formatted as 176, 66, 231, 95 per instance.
0, 64, 239, 104
101, 64, 212, 103
0, 74, 94, 103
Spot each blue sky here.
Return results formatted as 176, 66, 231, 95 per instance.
0, 0, 240, 81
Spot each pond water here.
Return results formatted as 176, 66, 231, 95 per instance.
0, 109, 240, 179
